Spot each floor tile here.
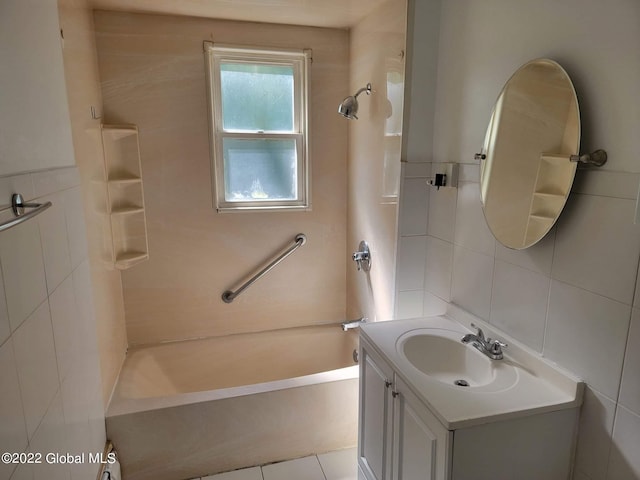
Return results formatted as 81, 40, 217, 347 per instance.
262, 456, 325, 480
202, 466, 262, 480
318, 448, 357, 480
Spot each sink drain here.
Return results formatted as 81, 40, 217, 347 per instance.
454, 379, 470, 387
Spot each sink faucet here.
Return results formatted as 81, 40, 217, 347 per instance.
461, 323, 507, 360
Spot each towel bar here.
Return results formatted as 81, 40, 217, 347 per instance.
0, 193, 52, 233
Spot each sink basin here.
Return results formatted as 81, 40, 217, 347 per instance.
396, 328, 518, 391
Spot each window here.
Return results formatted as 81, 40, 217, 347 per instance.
204, 43, 311, 211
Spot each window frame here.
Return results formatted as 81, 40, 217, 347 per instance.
203, 42, 311, 212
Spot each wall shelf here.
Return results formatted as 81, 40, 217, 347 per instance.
108, 177, 143, 185
99, 124, 149, 270
115, 251, 149, 270
111, 206, 145, 216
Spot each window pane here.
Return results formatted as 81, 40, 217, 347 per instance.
223, 138, 297, 201
220, 63, 294, 132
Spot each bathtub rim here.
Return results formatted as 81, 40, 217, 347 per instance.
107, 364, 359, 417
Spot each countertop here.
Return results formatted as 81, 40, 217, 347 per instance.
360, 314, 584, 430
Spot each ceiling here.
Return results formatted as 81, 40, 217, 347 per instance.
89, 0, 388, 29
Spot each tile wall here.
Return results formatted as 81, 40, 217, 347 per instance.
396, 0, 640, 478
0, 168, 106, 480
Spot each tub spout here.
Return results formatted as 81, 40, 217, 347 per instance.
341, 317, 368, 331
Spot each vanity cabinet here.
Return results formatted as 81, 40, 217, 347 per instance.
358, 335, 578, 480
99, 124, 149, 270
359, 340, 451, 480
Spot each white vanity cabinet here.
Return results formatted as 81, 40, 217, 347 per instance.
358, 326, 580, 480
358, 339, 451, 480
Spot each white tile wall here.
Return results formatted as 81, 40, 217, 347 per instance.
12, 301, 60, 438
49, 276, 79, 384
552, 194, 640, 305
0, 274, 10, 344
29, 392, 70, 480
427, 185, 457, 242
608, 406, 640, 479
454, 181, 495, 256
545, 281, 631, 399
451, 245, 493, 320
494, 228, 555, 276
573, 472, 592, 480
490, 260, 550, 352
424, 236, 453, 302
395, 178, 640, 480
0, 339, 28, 480
396, 236, 428, 291
399, 177, 429, 237
0, 168, 105, 480
422, 291, 448, 317
38, 192, 72, 295
395, 290, 424, 319
574, 387, 616, 480
9, 464, 33, 480
62, 188, 88, 270
0, 220, 48, 332
619, 308, 640, 415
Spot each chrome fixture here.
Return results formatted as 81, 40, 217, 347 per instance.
461, 323, 507, 360
338, 83, 372, 120
352, 240, 371, 272
341, 317, 368, 331
222, 233, 306, 303
0, 193, 52, 233
569, 149, 608, 166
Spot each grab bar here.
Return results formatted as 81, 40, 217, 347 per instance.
222, 233, 307, 303
0, 193, 52, 233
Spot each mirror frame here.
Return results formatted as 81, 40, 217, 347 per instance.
480, 58, 580, 250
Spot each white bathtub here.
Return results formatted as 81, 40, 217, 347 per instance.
106, 324, 360, 480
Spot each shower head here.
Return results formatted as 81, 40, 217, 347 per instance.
338, 83, 372, 120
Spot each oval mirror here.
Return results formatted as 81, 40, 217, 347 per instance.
480, 59, 580, 249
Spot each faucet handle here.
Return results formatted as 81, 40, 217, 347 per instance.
470, 323, 485, 341
488, 339, 508, 355
352, 241, 371, 272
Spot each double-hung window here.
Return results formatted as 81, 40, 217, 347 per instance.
204, 42, 311, 212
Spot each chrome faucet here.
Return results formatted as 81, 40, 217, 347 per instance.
461, 323, 507, 360
352, 241, 371, 272
341, 317, 368, 331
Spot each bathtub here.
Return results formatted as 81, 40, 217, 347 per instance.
106, 324, 360, 480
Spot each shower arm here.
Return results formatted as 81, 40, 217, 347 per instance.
354, 84, 372, 98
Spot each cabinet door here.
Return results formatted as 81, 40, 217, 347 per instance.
359, 341, 395, 480
393, 377, 452, 480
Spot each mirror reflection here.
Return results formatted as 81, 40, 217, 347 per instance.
480, 59, 580, 249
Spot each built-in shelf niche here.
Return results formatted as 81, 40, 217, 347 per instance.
523, 153, 573, 246
100, 124, 149, 270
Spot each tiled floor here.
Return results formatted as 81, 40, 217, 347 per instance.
194, 448, 357, 480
